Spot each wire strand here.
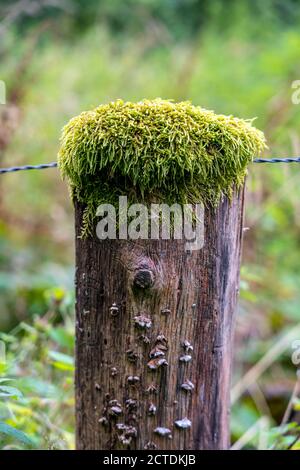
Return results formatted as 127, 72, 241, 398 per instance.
1, 157, 300, 174
253, 157, 300, 163
0, 162, 58, 174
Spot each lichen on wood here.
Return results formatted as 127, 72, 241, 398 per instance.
58, 99, 266, 235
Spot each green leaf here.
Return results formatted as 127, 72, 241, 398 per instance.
0, 421, 34, 447
48, 351, 74, 371
18, 377, 58, 398
0, 385, 23, 399
0, 378, 13, 384
47, 327, 74, 349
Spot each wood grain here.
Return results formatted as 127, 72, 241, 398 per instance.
75, 189, 245, 450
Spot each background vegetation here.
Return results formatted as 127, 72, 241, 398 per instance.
1, 0, 300, 449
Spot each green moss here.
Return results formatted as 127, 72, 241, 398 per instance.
58, 99, 266, 235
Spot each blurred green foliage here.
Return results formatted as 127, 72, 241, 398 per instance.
1, 0, 300, 450
0, 304, 74, 449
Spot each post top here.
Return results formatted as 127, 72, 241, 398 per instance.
58, 99, 266, 234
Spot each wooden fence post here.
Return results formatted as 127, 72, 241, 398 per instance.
74, 190, 244, 450
58, 99, 265, 450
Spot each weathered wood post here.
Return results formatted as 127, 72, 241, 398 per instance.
58, 99, 265, 450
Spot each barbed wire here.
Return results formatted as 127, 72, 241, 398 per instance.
1, 157, 300, 174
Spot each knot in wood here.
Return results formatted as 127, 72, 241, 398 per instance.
133, 268, 155, 289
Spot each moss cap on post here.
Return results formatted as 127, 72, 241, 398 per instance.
58, 99, 266, 234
